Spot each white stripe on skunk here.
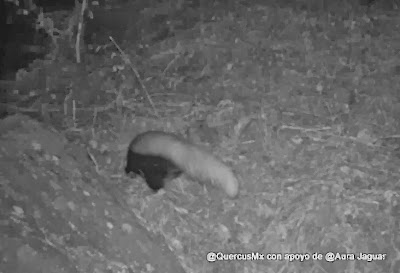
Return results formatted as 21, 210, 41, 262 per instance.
125, 131, 239, 198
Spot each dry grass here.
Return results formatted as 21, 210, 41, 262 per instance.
10, 1, 400, 272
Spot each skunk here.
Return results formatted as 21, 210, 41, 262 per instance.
125, 131, 239, 198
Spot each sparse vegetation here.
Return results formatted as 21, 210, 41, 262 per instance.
2, 0, 400, 272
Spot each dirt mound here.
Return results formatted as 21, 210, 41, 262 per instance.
0, 114, 185, 273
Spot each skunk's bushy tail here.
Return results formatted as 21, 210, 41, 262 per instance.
128, 131, 239, 198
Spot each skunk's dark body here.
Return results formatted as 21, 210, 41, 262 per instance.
125, 150, 182, 191
124, 131, 239, 198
